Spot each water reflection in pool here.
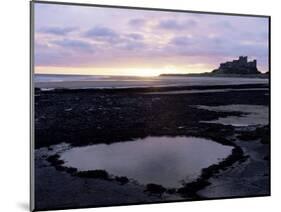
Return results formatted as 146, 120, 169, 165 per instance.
60, 137, 233, 188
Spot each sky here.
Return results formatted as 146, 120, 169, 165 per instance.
34, 2, 269, 76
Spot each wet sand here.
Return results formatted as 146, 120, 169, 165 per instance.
198, 134, 269, 198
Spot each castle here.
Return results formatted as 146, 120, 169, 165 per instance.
212, 56, 260, 74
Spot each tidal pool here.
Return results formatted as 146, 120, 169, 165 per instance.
197, 104, 269, 126
60, 137, 233, 188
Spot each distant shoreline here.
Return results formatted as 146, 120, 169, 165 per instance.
160, 73, 269, 78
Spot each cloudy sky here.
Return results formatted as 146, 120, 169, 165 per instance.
34, 2, 269, 76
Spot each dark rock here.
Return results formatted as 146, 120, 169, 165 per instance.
55, 166, 67, 171
263, 155, 269, 161
46, 154, 64, 166
145, 183, 166, 195
34, 84, 269, 149
115, 176, 129, 185
177, 180, 211, 197
237, 132, 259, 141
166, 188, 176, 194
65, 167, 78, 174
237, 125, 269, 144
75, 170, 109, 180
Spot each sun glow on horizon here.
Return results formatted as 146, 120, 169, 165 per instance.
125, 68, 162, 77
35, 64, 213, 77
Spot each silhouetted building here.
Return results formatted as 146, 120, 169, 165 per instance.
212, 56, 260, 74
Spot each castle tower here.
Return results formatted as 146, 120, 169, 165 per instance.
239, 56, 247, 64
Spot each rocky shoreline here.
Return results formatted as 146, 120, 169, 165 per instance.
34, 84, 270, 210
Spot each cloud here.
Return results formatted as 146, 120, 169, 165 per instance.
84, 26, 119, 41
215, 21, 234, 29
35, 51, 65, 66
38, 26, 77, 35
170, 36, 193, 46
52, 39, 94, 52
84, 27, 145, 50
126, 33, 144, 41
118, 41, 145, 51
128, 18, 146, 27
166, 31, 268, 66
258, 31, 269, 41
158, 19, 197, 30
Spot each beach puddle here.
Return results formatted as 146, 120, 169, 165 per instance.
60, 136, 233, 188
197, 104, 268, 126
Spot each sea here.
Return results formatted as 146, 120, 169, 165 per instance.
34, 74, 268, 89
